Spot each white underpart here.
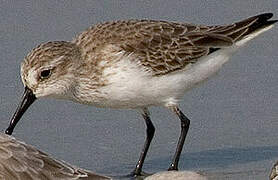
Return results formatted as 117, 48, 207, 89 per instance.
86, 25, 274, 109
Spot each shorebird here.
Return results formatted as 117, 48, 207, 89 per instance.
5, 13, 277, 176
0, 133, 110, 180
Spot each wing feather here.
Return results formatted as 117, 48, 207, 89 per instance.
74, 13, 276, 76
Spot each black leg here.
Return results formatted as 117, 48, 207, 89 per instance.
132, 108, 155, 176
168, 106, 190, 171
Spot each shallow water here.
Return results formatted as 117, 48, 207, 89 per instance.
0, 1, 278, 180
106, 146, 278, 179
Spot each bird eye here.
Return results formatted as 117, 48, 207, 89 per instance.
40, 69, 51, 79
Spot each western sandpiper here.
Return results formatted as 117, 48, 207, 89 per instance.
5, 13, 277, 176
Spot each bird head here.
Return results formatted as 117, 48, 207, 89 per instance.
5, 41, 81, 135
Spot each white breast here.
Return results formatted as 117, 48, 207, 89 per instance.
92, 48, 232, 109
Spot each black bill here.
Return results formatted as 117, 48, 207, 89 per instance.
5, 86, 36, 135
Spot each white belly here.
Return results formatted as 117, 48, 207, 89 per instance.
93, 48, 235, 109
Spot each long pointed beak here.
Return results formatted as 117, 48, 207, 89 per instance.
5, 86, 36, 135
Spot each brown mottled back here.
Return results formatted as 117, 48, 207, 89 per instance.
73, 14, 276, 76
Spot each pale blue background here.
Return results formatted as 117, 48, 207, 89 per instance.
0, 1, 278, 179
